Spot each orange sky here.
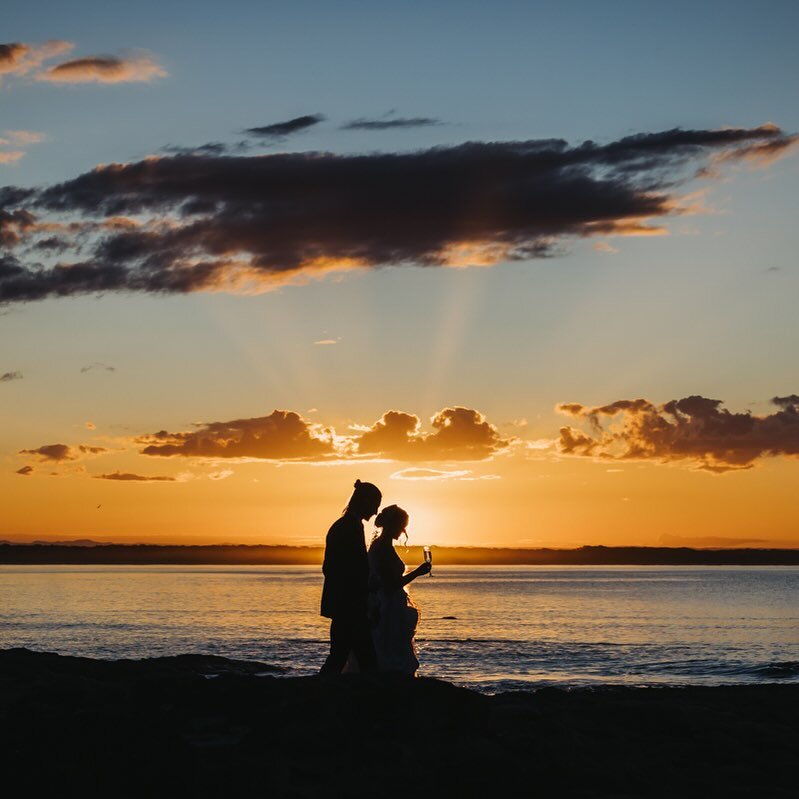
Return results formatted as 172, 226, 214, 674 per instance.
3, 403, 798, 548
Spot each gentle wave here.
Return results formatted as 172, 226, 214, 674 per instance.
1, 565, 797, 692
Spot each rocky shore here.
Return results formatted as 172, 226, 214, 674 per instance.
0, 648, 795, 797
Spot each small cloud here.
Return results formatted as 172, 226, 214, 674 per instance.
208, 469, 234, 480
78, 445, 107, 455
94, 471, 175, 482
0, 40, 73, 82
390, 468, 471, 481
85, 421, 96, 430
390, 467, 499, 481
525, 438, 557, 453
19, 443, 75, 462
0, 130, 46, 167
38, 54, 166, 84
244, 114, 324, 141
0, 152, 25, 165
80, 362, 115, 373
18, 442, 107, 463
592, 241, 619, 254
314, 338, 338, 345
16, 465, 33, 476
161, 141, 249, 157
1, 370, 22, 382
765, 266, 781, 273
342, 116, 442, 131
3, 130, 46, 145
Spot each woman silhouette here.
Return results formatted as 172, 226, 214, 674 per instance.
367, 504, 431, 675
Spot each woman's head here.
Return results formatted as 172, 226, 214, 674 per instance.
344, 479, 382, 520
374, 504, 409, 539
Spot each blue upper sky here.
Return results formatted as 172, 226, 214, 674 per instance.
4, 0, 799, 185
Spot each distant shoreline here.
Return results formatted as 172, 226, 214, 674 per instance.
1, 543, 798, 565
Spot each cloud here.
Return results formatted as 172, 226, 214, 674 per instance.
78, 445, 107, 455
0, 152, 25, 165
0, 40, 73, 81
390, 468, 472, 480
37, 54, 166, 84
355, 407, 510, 461
314, 338, 338, 345
15, 465, 33, 476
1, 124, 795, 304
0, 131, 46, 167
85, 421, 96, 430
0, 208, 35, 246
2, 130, 46, 145
19, 443, 76, 462
94, 471, 175, 482
80, 362, 115, 373
0, 43, 29, 75
161, 141, 250, 157
18, 443, 108, 462
208, 469, 234, 480
134, 405, 506, 464
592, 240, 619, 253
1, 370, 22, 382
342, 116, 442, 131
557, 394, 799, 473
244, 114, 324, 140
138, 409, 336, 460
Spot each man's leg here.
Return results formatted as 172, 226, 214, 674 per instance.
319, 617, 352, 674
350, 614, 378, 674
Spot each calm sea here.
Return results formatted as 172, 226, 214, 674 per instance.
1, 565, 797, 693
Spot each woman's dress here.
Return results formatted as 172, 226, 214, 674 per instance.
367, 539, 420, 675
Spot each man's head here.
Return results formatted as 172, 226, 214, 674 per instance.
345, 479, 382, 521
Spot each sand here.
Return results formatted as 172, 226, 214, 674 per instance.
0, 648, 795, 797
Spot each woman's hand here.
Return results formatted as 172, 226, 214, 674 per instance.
417, 561, 432, 576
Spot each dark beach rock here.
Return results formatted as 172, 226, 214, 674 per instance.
0, 648, 796, 798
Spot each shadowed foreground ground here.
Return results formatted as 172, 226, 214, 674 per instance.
0, 649, 796, 797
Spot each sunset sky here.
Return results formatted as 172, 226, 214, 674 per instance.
2, 0, 798, 548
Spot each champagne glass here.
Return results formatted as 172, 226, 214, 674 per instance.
423, 546, 432, 577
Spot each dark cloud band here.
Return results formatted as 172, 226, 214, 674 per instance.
0, 124, 795, 304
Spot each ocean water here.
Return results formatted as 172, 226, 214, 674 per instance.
0, 565, 797, 693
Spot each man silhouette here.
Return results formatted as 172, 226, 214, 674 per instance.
319, 479, 380, 674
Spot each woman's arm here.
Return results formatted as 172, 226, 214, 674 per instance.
399, 562, 431, 587
373, 542, 431, 590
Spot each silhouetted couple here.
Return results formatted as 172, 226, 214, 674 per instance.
319, 480, 431, 676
